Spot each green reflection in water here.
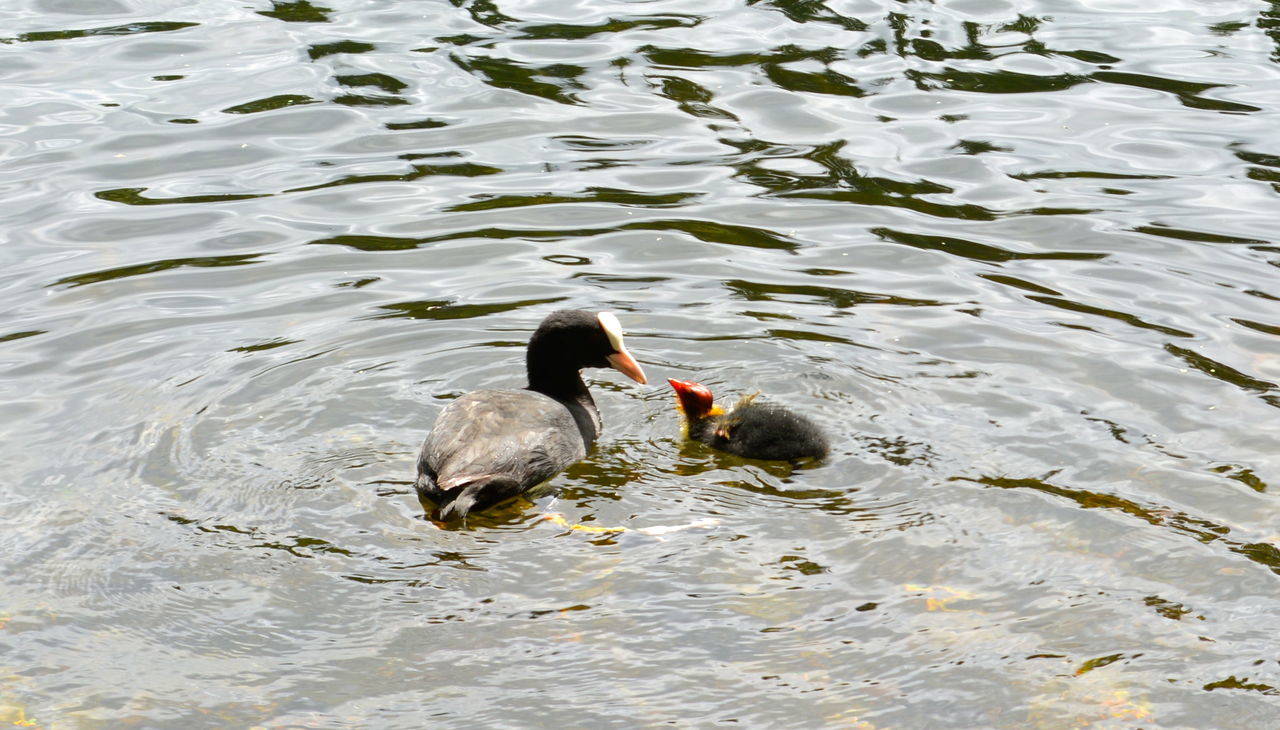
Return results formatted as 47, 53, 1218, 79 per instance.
1165, 344, 1279, 399
94, 188, 269, 206
257, 1, 332, 24
48, 254, 264, 289
4, 21, 197, 44
447, 189, 699, 212
516, 16, 696, 41
222, 94, 319, 114
1027, 296, 1194, 338
724, 279, 944, 308
450, 55, 587, 105
0, 330, 45, 344
286, 161, 503, 194
370, 298, 565, 321
872, 227, 1108, 263
308, 40, 376, 60
1093, 71, 1262, 113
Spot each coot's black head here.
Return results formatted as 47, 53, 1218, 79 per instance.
526, 310, 647, 394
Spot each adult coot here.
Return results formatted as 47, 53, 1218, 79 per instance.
668, 378, 829, 461
416, 310, 647, 521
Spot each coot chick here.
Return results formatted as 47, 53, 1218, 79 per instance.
668, 378, 828, 461
416, 310, 647, 521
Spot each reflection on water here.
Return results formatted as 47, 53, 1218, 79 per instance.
1, 0, 1278, 726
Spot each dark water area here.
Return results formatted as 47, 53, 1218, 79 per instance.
2, 0, 1279, 727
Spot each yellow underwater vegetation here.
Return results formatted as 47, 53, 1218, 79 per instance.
541, 512, 719, 536
904, 583, 980, 612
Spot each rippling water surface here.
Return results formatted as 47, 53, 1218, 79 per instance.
2, 0, 1279, 727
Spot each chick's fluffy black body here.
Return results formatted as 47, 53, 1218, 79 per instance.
669, 380, 829, 462
691, 398, 829, 461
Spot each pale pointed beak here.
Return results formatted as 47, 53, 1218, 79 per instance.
606, 348, 647, 384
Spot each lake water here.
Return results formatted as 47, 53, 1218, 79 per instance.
2, 0, 1278, 727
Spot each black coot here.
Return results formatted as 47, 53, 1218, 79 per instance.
668, 378, 829, 461
416, 310, 647, 520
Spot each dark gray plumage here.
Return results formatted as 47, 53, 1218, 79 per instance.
416, 310, 646, 521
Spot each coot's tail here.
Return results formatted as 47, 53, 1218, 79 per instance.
434, 476, 524, 521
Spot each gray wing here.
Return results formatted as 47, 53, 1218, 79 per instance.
419, 389, 588, 492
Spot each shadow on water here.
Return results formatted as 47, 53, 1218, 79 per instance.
414, 494, 553, 533
657, 439, 856, 512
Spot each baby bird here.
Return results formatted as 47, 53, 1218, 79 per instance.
667, 378, 829, 461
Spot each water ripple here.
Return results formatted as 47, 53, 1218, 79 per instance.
2, 0, 1279, 726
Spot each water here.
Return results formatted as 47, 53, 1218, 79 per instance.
2, 0, 1278, 727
